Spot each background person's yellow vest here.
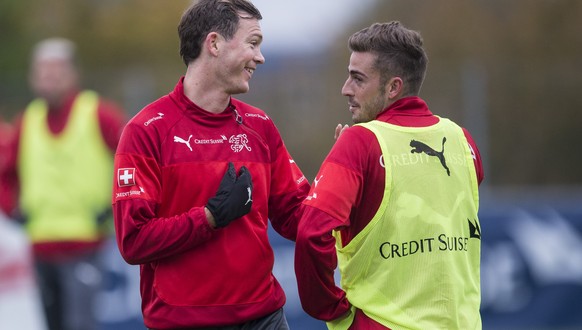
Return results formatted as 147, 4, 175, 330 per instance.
329, 118, 481, 330
18, 91, 113, 243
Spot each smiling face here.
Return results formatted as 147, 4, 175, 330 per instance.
341, 51, 389, 124
215, 17, 265, 95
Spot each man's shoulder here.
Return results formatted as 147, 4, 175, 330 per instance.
230, 98, 263, 113
329, 124, 379, 162
117, 98, 176, 156
341, 124, 377, 143
127, 95, 181, 129
231, 98, 274, 130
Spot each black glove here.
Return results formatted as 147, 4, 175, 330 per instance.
206, 162, 253, 228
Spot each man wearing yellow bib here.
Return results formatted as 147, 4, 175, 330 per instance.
295, 22, 484, 330
0, 38, 126, 330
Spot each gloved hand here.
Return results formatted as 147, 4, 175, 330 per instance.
206, 162, 253, 228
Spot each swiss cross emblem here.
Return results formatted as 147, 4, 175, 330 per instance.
117, 168, 136, 187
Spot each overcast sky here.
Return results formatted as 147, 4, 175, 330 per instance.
251, 0, 377, 55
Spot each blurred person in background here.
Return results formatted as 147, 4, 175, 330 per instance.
112, 0, 309, 329
295, 21, 484, 330
0, 37, 126, 330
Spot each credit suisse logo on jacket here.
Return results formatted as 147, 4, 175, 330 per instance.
172, 133, 252, 153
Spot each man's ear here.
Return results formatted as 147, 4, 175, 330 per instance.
386, 77, 403, 99
205, 32, 221, 56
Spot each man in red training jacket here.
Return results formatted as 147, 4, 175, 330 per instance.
112, 1, 309, 329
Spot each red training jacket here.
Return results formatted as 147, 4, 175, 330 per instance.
113, 78, 310, 329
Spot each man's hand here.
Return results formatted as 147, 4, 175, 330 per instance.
335, 124, 349, 140
206, 162, 253, 228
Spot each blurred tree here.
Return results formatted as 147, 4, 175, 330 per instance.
0, 0, 190, 119
1, 0, 581, 186
0, 0, 33, 117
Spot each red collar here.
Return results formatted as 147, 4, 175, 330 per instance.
376, 96, 438, 127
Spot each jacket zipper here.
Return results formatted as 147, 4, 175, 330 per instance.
231, 106, 268, 150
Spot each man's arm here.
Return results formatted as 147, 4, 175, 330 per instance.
294, 128, 368, 320
295, 205, 351, 320
0, 117, 22, 217
462, 127, 484, 185
114, 198, 214, 265
97, 98, 126, 153
266, 126, 310, 241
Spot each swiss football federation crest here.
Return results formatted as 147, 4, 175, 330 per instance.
229, 134, 251, 152
117, 168, 136, 187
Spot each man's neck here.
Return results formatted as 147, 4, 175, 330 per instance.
183, 65, 230, 114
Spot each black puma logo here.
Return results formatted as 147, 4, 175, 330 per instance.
410, 137, 450, 176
